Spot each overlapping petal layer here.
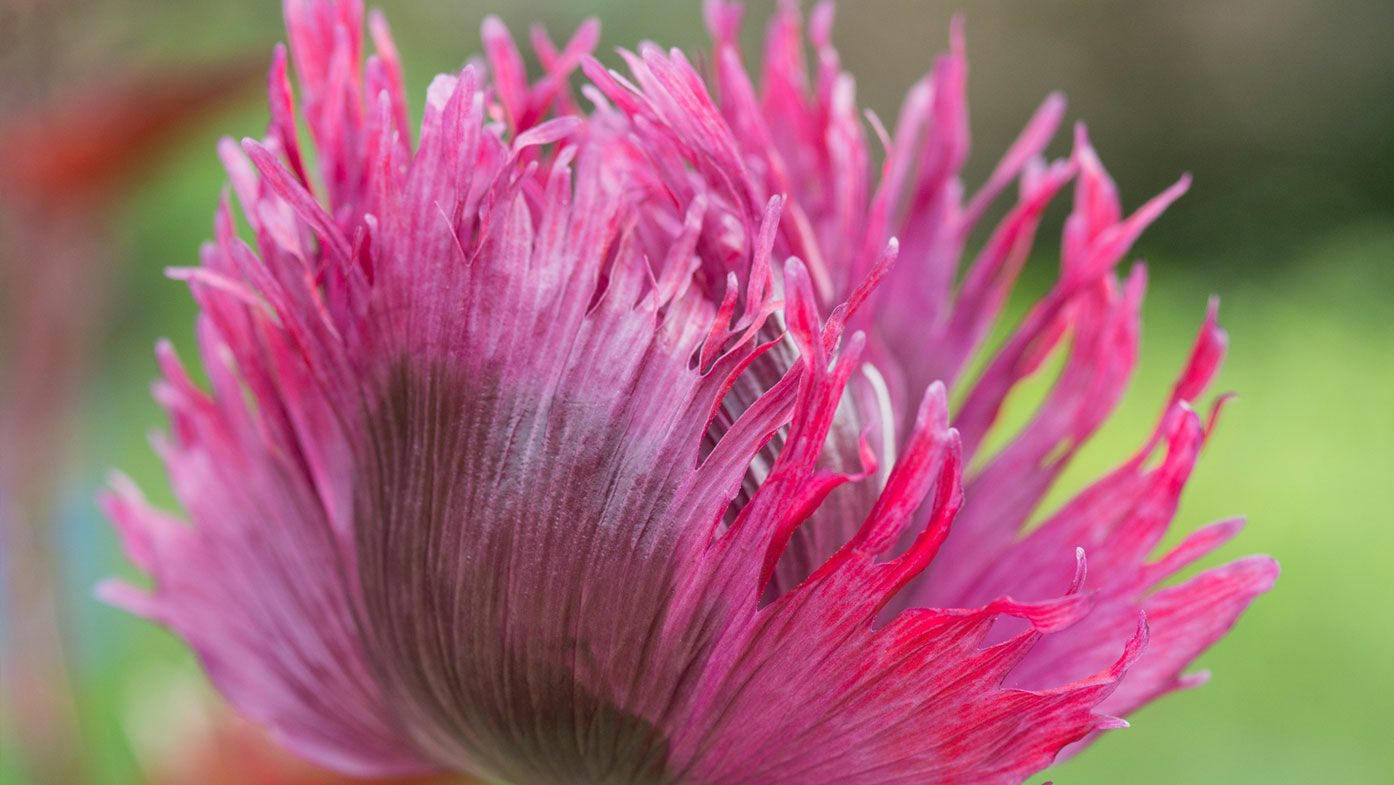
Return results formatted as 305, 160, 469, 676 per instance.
103, 2, 1276, 784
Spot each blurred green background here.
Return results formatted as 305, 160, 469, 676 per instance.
1, 0, 1390, 783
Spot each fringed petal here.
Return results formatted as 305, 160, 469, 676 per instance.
913, 305, 1276, 759
100, 335, 433, 776
343, 125, 797, 782
664, 366, 1143, 783
909, 266, 1147, 610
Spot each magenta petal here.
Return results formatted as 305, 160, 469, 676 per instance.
100, 351, 434, 776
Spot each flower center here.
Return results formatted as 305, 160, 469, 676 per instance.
350, 359, 690, 784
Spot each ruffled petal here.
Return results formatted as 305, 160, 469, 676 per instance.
343, 107, 799, 780
99, 341, 433, 776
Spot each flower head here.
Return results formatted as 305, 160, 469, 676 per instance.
103, 1, 1277, 783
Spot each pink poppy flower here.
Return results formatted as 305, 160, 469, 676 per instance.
102, 1, 1277, 783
